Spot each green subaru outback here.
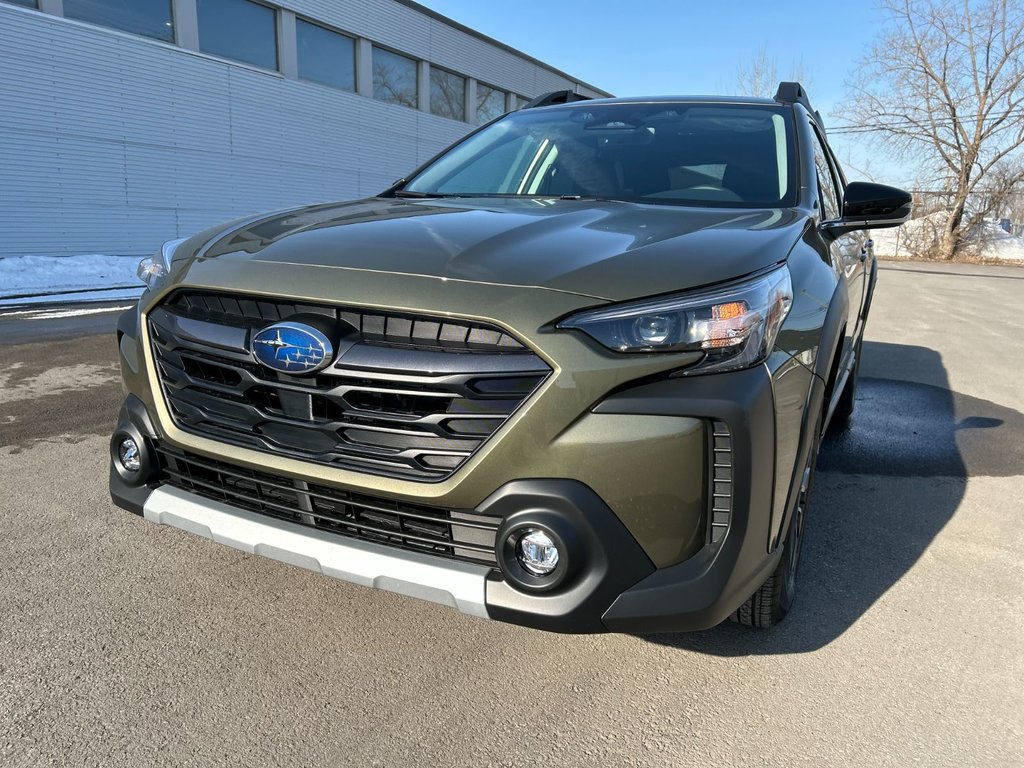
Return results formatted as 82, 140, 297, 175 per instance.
110, 83, 910, 633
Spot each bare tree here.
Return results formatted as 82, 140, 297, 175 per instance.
971, 158, 1024, 220
837, 0, 1024, 259
735, 45, 811, 97
1006, 186, 1024, 228
735, 46, 778, 97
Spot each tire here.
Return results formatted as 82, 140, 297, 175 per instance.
730, 409, 822, 628
830, 335, 862, 431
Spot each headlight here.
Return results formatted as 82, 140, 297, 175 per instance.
557, 264, 793, 375
137, 237, 187, 291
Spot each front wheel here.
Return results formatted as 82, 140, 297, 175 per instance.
730, 411, 821, 628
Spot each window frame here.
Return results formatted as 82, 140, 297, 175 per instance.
428, 65, 467, 122
196, 0, 280, 72
371, 44, 420, 109
475, 82, 507, 125
295, 15, 357, 92
61, 0, 176, 43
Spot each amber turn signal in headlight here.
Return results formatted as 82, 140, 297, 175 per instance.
557, 264, 793, 375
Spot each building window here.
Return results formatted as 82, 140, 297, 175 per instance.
4, 0, 39, 8
476, 84, 506, 124
429, 67, 465, 121
296, 18, 355, 91
512, 95, 530, 110
197, 0, 278, 71
63, 0, 174, 42
372, 47, 418, 108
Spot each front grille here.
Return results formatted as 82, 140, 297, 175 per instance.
155, 445, 501, 565
148, 290, 551, 481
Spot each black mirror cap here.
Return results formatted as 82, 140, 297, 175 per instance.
842, 181, 913, 228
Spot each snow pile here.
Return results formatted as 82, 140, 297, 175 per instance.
871, 211, 1024, 261
971, 220, 1024, 262
870, 211, 949, 258
0, 254, 144, 306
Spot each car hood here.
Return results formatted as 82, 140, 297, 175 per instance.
192, 197, 808, 302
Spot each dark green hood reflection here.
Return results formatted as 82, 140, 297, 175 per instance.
198, 197, 807, 301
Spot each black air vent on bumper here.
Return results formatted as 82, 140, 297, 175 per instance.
148, 291, 551, 481
709, 420, 733, 543
154, 445, 501, 565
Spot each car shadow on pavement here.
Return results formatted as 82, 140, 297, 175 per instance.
638, 340, 1024, 655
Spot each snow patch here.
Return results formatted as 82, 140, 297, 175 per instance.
0, 254, 144, 306
872, 212, 1024, 261
971, 221, 1024, 262
1, 305, 134, 320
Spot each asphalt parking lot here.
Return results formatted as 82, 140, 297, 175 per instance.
1, 261, 1022, 767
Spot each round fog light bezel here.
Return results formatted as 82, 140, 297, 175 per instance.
498, 523, 572, 592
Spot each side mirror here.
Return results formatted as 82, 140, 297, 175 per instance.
824, 181, 912, 236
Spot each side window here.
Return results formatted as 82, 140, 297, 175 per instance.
809, 126, 841, 221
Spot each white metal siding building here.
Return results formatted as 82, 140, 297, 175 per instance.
0, 0, 608, 258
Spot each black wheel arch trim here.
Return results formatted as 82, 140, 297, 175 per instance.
596, 364, 780, 632
815, 280, 850, 388
770, 376, 827, 552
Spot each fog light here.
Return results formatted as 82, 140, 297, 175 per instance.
118, 436, 141, 473
517, 529, 559, 576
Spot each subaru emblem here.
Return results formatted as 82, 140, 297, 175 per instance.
252, 322, 334, 374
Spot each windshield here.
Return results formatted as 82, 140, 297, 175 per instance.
401, 102, 797, 208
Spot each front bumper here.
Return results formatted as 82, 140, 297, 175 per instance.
112, 347, 785, 634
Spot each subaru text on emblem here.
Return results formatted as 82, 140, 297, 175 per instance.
252, 322, 334, 374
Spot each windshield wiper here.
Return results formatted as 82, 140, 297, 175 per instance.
393, 191, 634, 203
395, 192, 554, 200
393, 190, 452, 198
557, 194, 632, 204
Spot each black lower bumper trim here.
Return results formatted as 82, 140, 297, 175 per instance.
109, 394, 160, 516
597, 365, 779, 632
479, 480, 655, 633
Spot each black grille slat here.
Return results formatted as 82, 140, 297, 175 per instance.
165, 290, 530, 354
162, 446, 494, 530
155, 446, 500, 564
149, 290, 550, 481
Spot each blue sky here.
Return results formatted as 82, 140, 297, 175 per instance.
417, 1, 906, 184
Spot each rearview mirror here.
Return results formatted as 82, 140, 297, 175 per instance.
824, 181, 912, 236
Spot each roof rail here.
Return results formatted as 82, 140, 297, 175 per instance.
522, 90, 593, 109
773, 81, 826, 130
